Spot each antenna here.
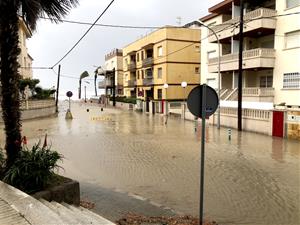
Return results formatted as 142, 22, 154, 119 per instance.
176, 16, 182, 26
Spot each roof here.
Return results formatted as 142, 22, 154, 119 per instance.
199, 13, 219, 22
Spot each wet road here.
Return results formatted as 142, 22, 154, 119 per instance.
1, 102, 299, 225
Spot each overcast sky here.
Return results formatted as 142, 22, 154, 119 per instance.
27, 0, 220, 99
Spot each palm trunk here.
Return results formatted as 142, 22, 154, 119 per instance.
94, 73, 97, 96
0, 5, 22, 169
79, 79, 82, 99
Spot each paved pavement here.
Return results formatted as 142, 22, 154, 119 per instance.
80, 182, 176, 222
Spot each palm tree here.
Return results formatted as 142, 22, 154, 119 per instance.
0, 0, 78, 170
94, 69, 98, 97
78, 71, 89, 99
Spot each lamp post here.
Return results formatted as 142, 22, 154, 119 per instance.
163, 83, 169, 125
199, 20, 221, 129
181, 81, 187, 120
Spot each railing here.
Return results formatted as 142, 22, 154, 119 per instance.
19, 99, 55, 110
208, 48, 276, 64
220, 107, 271, 121
210, 8, 277, 35
243, 87, 274, 96
142, 57, 154, 67
98, 79, 113, 88
128, 62, 136, 71
127, 80, 137, 86
143, 78, 154, 86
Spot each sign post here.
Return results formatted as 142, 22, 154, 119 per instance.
187, 84, 219, 225
66, 91, 73, 120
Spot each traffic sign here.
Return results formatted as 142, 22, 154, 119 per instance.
187, 85, 219, 118
66, 91, 73, 98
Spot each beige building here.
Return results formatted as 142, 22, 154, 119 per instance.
18, 17, 33, 79
200, 0, 300, 107
99, 49, 123, 96
200, 0, 300, 139
123, 27, 200, 113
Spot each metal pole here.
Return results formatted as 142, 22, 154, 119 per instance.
69, 97, 71, 111
198, 21, 221, 129
238, 0, 244, 131
112, 68, 116, 107
55, 65, 61, 112
84, 86, 87, 103
199, 84, 207, 225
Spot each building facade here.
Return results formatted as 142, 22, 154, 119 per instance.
98, 49, 123, 96
200, 0, 300, 139
200, 0, 300, 107
123, 27, 200, 113
18, 17, 33, 79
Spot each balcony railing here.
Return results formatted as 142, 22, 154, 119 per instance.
243, 87, 274, 96
127, 80, 137, 86
143, 78, 154, 86
128, 62, 136, 71
98, 80, 113, 88
142, 57, 154, 68
209, 8, 277, 41
209, 48, 275, 64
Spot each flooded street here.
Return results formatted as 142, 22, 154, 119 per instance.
1, 102, 299, 225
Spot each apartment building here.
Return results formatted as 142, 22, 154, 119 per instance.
200, 0, 300, 139
98, 49, 123, 96
18, 17, 33, 78
123, 27, 200, 113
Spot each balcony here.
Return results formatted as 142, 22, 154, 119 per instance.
142, 57, 154, 68
143, 78, 154, 86
127, 79, 137, 87
128, 62, 136, 72
98, 79, 113, 88
209, 8, 277, 43
208, 48, 275, 72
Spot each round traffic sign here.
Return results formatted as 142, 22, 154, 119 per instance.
187, 85, 219, 118
66, 91, 73, 98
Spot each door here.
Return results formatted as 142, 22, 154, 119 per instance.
273, 111, 284, 137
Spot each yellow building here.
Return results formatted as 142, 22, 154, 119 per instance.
18, 17, 33, 79
123, 26, 200, 113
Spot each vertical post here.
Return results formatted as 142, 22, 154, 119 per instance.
199, 84, 207, 225
84, 86, 87, 103
238, 0, 244, 131
112, 68, 116, 107
55, 64, 61, 112
69, 97, 71, 111
217, 38, 221, 129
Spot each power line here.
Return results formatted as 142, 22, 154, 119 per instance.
51, 0, 116, 68
40, 16, 161, 29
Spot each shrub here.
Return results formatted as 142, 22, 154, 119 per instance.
111, 96, 137, 104
3, 143, 63, 193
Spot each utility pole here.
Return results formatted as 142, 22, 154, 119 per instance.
55, 64, 61, 113
112, 68, 116, 107
238, 0, 244, 131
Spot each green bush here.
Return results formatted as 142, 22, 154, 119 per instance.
111, 96, 137, 104
3, 143, 63, 193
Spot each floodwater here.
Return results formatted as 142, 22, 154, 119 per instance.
1, 102, 299, 225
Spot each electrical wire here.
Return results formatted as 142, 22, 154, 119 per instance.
51, 0, 115, 68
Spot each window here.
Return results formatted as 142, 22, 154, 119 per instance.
195, 45, 200, 52
141, 70, 144, 79
157, 46, 163, 57
137, 53, 139, 62
141, 51, 144, 60
207, 50, 217, 59
283, 72, 300, 89
260, 76, 273, 88
157, 68, 162, 79
286, 0, 300, 8
157, 89, 162, 99
195, 67, 200, 74
285, 30, 300, 49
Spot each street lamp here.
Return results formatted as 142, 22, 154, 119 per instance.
198, 20, 221, 129
181, 81, 187, 120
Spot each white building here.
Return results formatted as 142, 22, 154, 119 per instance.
200, 0, 300, 108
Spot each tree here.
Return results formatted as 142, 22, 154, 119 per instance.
94, 69, 98, 97
0, 0, 78, 170
79, 71, 89, 99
